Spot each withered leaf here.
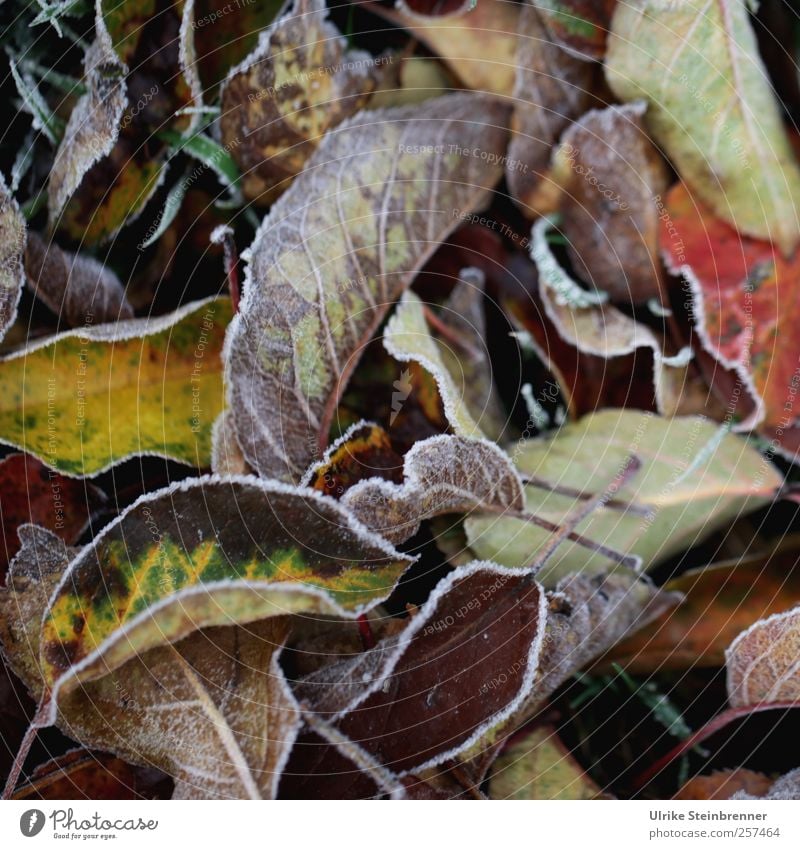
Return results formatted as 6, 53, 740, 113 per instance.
606, 0, 800, 254
538, 0, 617, 61
731, 768, 800, 800
675, 768, 773, 801
220, 0, 377, 204
284, 561, 547, 796
225, 92, 509, 481
507, 1, 595, 210
340, 434, 525, 544
726, 605, 800, 708
552, 102, 669, 304
0, 175, 25, 343
0, 455, 105, 574
36, 476, 412, 721
24, 232, 134, 327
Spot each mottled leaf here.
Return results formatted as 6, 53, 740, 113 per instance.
604, 545, 800, 673
507, 1, 594, 210
38, 475, 412, 716
489, 724, 601, 799
340, 433, 525, 544
225, 92, 509, 481
0, 297, 232, 476
0, 175, 25, 343
24, 232, 134, 327
220, 0, 377, 204
726, 605, 800, 708
662, 182, 800, 439
605, 0, 800, 254
466, 410, 781, 583
0, 455, 105, 573
552, 102, 669, 304
365, 0, 520, 96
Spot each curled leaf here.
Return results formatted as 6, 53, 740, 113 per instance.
225, 92, 509, 481
0, 297, 232, 476
0, 175, 25, 343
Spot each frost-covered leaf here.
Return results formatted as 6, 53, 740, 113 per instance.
58, 620, 301, 800
225, 92, 509, 481
605, 0, 800, 254
530, 215, 696, 417
210, 410, 252, 476
552, 102, 669, 304
340, 433, 525, 544
489, 724, 601, 799
283, 561, 547, 795
0, 454, 105, 572
0, 297, 232, 476
466, 410, 781, 583
366, 0, 520, 96
726, 605, 800, 708
220, 0, 377, 204
24, 232, 134, 327
662, 182, 800, 439
538, 0, 616, 61
37, 475, 412, 719
731, 768, 800, 800
507, 1, 594, 210
675, 768, 773, 800
383, 289, 492, 438
0, 176, 25, 344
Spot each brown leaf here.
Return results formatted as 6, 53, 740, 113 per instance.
13, 749, 170, 800
0, 454, 105, 575
538, 0, 617, 61
726, 605, 800, 708
553, 101, 669, 304
0, 175, 25, 343
283, 561, 547, 795
731, 768, 800, 800
225, 92, 509, 481
24, 233, 134, 327
602, 546, 800, 673
507, 1, 595, 210
220, 0, 377, 204
674, 768, 772, 801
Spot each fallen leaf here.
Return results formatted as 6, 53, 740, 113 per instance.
674, 768, 772, 801
529, 215, 697, 417
489, 724, 601, 799
225, 92, 509, 481
365, 0, 520, 96
368, 56, 451, 110
283, 560, 547, 795
220, 0, 377, 204
13, 749, 170, 800
507, 1, 594, 210
383, 289, 492, 438
732, 768, 800, 800
726, 605, 800, 708
340, 433, 525, 544
605, 0, 800, 254
24, 232, 134, 327
0, 175, 25, 343
537, 0, 617, 61
0, 296, 231, 476
602, 545, 800, 673
553, 101, 669, 304
37, 475, 412, 715
662, 182, 800, 437
466, 410, 781, 584
0, 454, 105, 574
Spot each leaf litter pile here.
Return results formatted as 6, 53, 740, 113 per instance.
2, 0, 800, 802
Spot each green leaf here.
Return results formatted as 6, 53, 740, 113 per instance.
466, 410, 782, 585
0, 297, 232, 476
605, 0, 800, 255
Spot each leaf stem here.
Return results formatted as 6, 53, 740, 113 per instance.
2, 698, 49, 799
